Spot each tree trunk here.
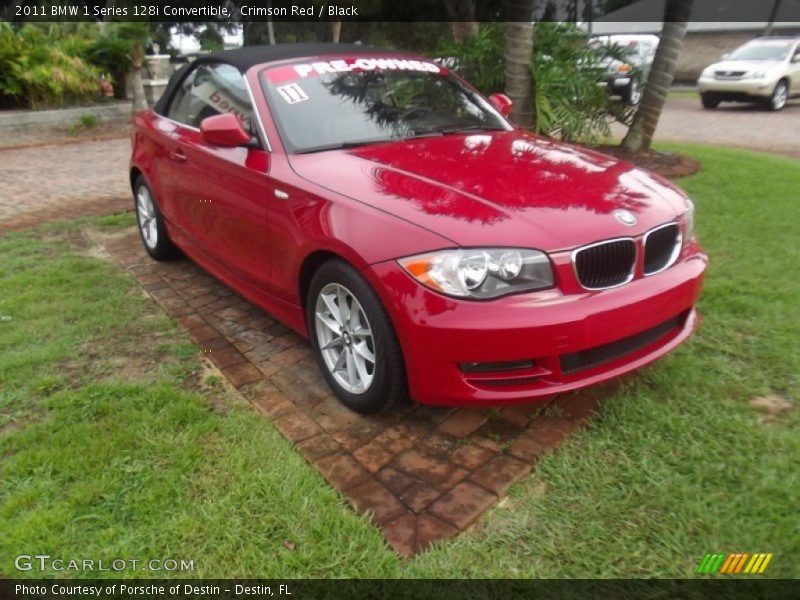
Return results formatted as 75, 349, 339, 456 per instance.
764, 0, 781, 36
444, 0, 479, 42
584, 0, 594, 36
267, 0, 276, 43
621, 0, 693, 153
243, 22, 271, 45
331, 21, 342, 43
451, 21, 480, 42
503, 0, 535, 128
1, 1, 23, 21
130, 40, 148, 113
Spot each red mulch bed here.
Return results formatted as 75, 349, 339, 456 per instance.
594, 145, 701, 179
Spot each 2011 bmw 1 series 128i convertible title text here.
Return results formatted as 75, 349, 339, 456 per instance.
130, 43, 707, 414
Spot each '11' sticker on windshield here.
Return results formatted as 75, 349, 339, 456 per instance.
277, 83, 309, 104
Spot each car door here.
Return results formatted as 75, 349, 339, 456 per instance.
162, 62, 274, 291
151, 67, 197, 231
791, 43, 800, 94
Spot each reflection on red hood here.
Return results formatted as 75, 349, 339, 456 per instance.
288, 130, 688, 250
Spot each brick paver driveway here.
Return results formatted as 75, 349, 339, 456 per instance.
612, 95, 800, 159
0, 137, 130, 232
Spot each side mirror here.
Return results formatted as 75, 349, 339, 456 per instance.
200, 113, 252, 148
488, 92, 513, 117
792, 54, 800, 63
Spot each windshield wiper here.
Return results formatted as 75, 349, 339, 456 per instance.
294, 139, 391, 154
435, 125, 507, 135
400, 130, 444, 140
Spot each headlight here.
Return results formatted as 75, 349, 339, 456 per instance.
748, 71, 767, 79
398, 248, 554, 299
682, 198, 695, 246
617, 63, 632, 74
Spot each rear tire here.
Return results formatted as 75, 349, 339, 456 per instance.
701, 93, 720, 109
307, 259, 407, 414
133, 175, 178, 261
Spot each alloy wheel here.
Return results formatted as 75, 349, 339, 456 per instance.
314, 283, 376, 394
628, 80, 641, 105
136, 186, 158, 249
772, 82, 788, 111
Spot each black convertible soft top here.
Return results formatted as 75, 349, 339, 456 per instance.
154, 43, 385, 115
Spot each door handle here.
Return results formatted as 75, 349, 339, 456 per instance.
169, 149, 187, 163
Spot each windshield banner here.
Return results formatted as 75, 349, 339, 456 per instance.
265, 58, 441, 84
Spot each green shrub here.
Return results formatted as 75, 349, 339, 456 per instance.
0, 23, 101, 109
68, 113, 100, 136
83, 29, 135, 98
531, 22, 631, 143
435, 23, 505, 94
437, 22, 631, 143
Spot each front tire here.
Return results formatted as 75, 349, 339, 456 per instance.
307, 259, 407, 414
133, 176, 178, 261
701, 93, 720, 109
624, 78, 641, 106
768, 80, 788, 111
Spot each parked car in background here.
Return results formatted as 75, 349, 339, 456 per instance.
591, 34, 659, 106
697, 36, 800, 111
131, 43, 706, 414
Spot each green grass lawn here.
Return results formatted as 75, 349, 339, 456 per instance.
668, 89, 699, 100
1, 144, 798, 578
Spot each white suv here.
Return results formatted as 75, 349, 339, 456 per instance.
697, 37, 800, 111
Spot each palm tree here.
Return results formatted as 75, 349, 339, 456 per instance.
444, 0, 479, 42
112, 22, 150, 114
764, 0, 782, 36
621, 0, 694, 153
504, 0, 536, 128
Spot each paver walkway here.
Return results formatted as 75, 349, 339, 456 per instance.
612, 96, 800, 159
95, 227, 609, 555
0, 137, 130, 233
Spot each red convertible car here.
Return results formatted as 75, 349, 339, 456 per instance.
130, 43, 707, 414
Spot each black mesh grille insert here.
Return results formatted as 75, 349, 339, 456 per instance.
574, 239, 636, 289
715, 70, 746, 78
559, 314, 684, 375
644, 224, 680, 275
470, 375, 542, 387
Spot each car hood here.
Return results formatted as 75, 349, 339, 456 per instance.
288, 130, 688, 251
707, 59, 783, 73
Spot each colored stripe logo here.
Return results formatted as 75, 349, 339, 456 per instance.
697, 552, 773, 574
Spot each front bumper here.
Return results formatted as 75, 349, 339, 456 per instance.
697, 76, 777, 98
599, 74, 632, 94
367, 245, 707, 407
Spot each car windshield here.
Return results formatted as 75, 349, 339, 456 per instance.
728, 41, 793, 61
591, 38, 639, 57
260, 57, 509, 153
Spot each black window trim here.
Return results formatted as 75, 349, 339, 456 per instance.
157, 60, 269, 151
